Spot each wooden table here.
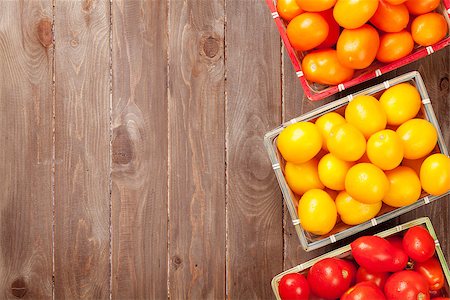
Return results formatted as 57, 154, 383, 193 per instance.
0, 0, 448, 299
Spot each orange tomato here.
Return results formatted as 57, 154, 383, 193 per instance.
295, 0, 336, 12
345, 163, 390, 204
420, 154, 450, 196
316, 9, 341, 49
334, 0, 379, 29
286, 13, 329, 51
396, 119, 438, 160
337, 24, 380, 69
345, 95, 387, 139
370, 0, 409, 33
377, 31, 414, 63
405, 0, 440, 15
302, 49, 355, 85
385, 0, 407, 4
367, 129, 404, 171
327, 123, 366, 162
411, 13, 448, 46
277, 0, 304, 21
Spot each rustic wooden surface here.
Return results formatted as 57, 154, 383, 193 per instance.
0, 0, 448, 299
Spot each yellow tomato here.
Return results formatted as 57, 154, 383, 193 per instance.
334, 0, 379, 29
327, 123, 366, 162
315, 112, 346, 151
277, 122, 323, 164
345, 163, 390, 204
379, 83, 422, 126
396, 118, 438, 160
336, 191, 382, 225
367, 129, 404, 170
285, 160, 325, 195
298, 189, 337, 235
383, 166, 422, 207
318, 153, 354, 190
420, 154, 450, 196
345, 95, 387, 139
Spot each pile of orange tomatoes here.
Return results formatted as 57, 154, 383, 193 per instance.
276, 0, 449, 85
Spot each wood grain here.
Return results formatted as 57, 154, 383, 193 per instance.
54, 0, 111, 298
168, 0, 226, 299
225, 0, 283, 298
0, 1, 53, 299
111, 1, 168, 299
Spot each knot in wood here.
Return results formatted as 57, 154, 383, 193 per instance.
11, 278, 27, 298
440, 76, 449, 92
37, 19, 53, 48
172, 255, 183, 270
201, 36, 220, 59
112, 126, 134, 165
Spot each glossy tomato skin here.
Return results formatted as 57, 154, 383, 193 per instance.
316, 9, 340, 49
405, 0, 440, 15
356, 267, 390, 289
308, 258, 354, 299
411, 13, 448, 47
370, 0, 409, 33
403, 226, 435, 262
279, 273, 310, 300
351, 236, 408, 273
377, 31, 414, 63
334, 0, 379, 29
295, 0, 336, 12
414, 257, 445, 291
341, 281, 386, 300
337, 24, 380, 69
384, 270, 430, 300
286, 13, 329, 51
337, 259, 357, 285
277, 0, 304, 21
302, 49, 354, 85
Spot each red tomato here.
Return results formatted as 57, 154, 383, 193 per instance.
278, 273, 310, 300
356, 267, 390, 289
414, 257, 445, 291
316, 9, 341, 49
286, 13, 329, 51
384, 271, 430, 300
337, 259, 357, 285
405, 0, 440, 15
351, 236, 408, 273
403, 226, 435, 262
277, 0, 304, 21
308, 258, 354, 299
370, 0, 409, 33
341, 281, 386, 300
302, 49, 354, 85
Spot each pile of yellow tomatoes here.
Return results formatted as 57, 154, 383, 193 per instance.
277, 83, 450, 235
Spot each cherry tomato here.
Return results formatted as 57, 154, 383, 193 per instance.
356, 267, 390, 290
295, 0, 336, 12
277, 0, 304, 21
377, 31, 414, 63
370, 0, 409, 33
403, 226, 435, 263
411, 13, 448, 47
414, 257, 445, 291
302, 49, 354, 85
405, 0, 440, 15
384, 270, 430, 300
334, 0, 379, 29
316, 9, 341, 49
341, 281, 386, 300
278, 273, 310, 300
307, 258, 354, 299
337, 24, 380, 69
286, 13, 329, 51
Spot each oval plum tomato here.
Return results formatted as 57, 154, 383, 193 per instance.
396, 119, 438, 160
277, 0, 304, 21
383, 166, 421, 208
405, 0, 440, 15
337, 24, 380, 69
318, 154, 353, 190
414, 257, 445, 291
336, 259, 357, 286
285, 159, 324, 195
377, 31, 414, 63
367, 130, 404, 171
379, 83, 422, 126
420, 153, 450, 196
334, 0, 379, 29
345, 163, 389, 204
298, 189, 337, 235
384, 271, 430, 300
278, 273, 310, 300
286, 13, 329, 51
302, 49, 354, 85
385, 0, 407, 4
315, 112, 346, 151
327, 124, 366, 162
351, 236, 408, 273
411, 13, 448, 46
370, 0, 409, 33
341, 281, 386, 300
356, 267, 390, 289
336, 191, 382, 225
307, 258, 354, 299
295, 0, 336, 12
316, 9, 340, 49
403, 226, 435, 263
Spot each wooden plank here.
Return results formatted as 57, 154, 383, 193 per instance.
225, 0, 283, 298
54, 0, 111, 298
111, 1, 168, 299
167, 0, 226, 298
0, 1, 53, 299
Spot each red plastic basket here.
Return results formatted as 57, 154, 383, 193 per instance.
265, 0, 450, 101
